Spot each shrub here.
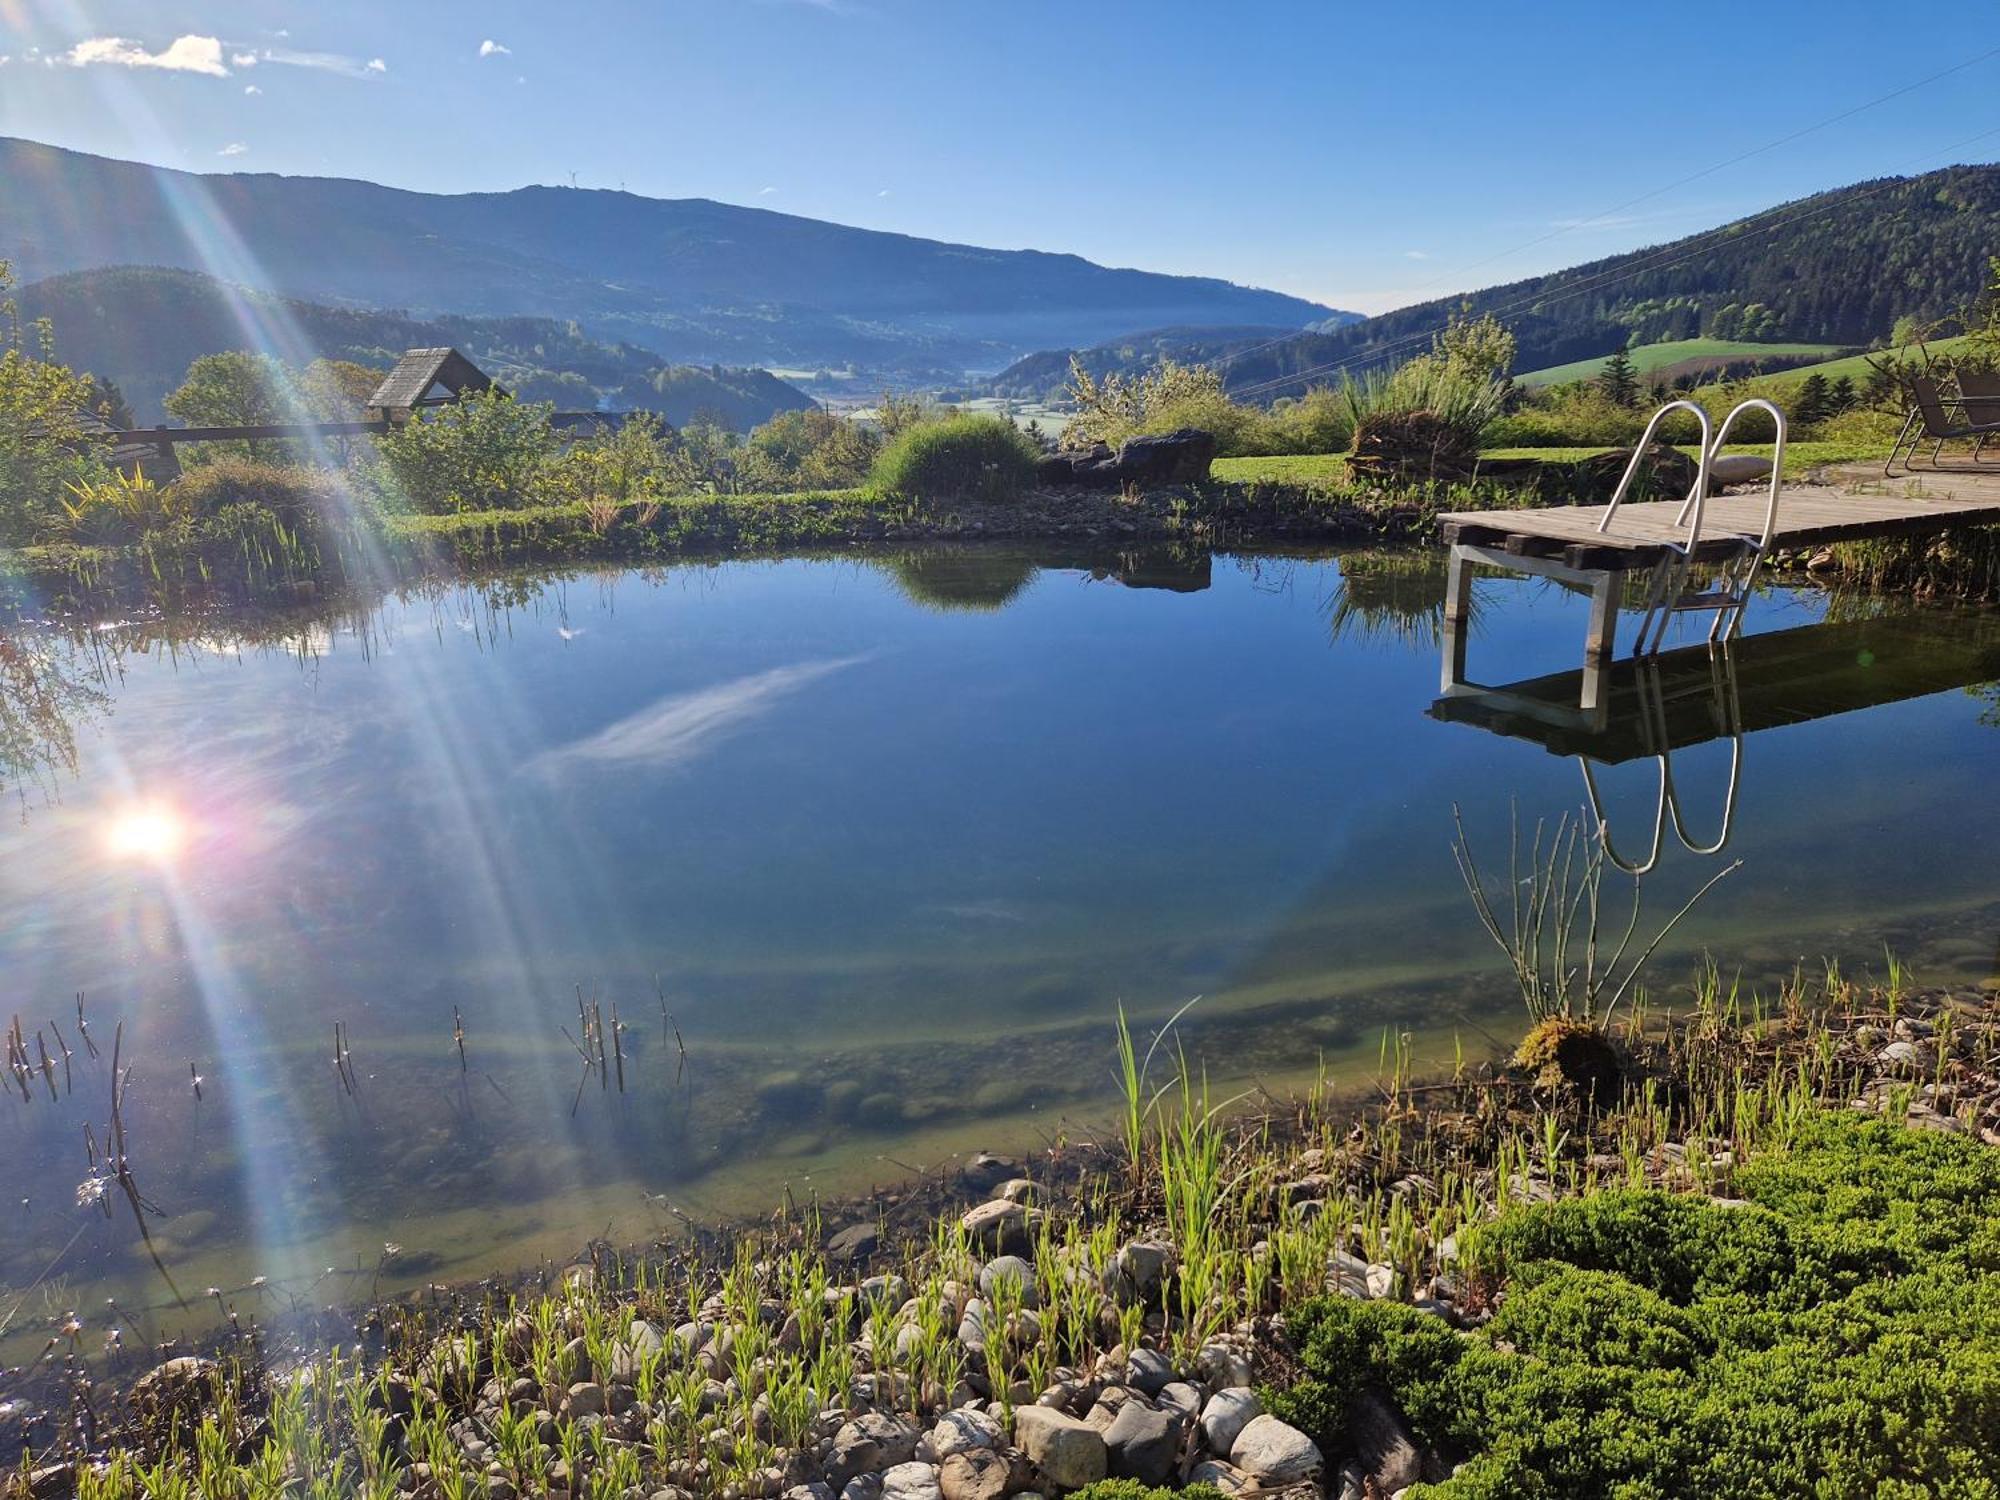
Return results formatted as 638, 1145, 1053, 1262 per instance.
543, 414, 697, 507
869, 413, 1040, 503
375, 389, 558, 512
1266, 1112, 2000, 1498
0, 261, 105, 545
171, 458, 360, 534
740, 408, 879, 492
1069, 1484, 1225, 1500
1491, 384, 1646, 448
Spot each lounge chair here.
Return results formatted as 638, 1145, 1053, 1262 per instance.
1955, 369, 2000, 461
1885, 374, 2000, 476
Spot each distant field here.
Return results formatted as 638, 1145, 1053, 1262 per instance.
1753, 334, 1977, 388
1516, 338, 1848, 388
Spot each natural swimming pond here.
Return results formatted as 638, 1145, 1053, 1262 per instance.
3, 545, 1998, 1338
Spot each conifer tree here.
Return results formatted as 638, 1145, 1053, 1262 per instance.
1597, 347, 1640, 409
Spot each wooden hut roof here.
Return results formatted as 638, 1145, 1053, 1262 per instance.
368, 348, 496, 413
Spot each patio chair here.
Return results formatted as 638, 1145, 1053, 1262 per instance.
1955, 369, 2000, 461
1885, 374, 2000, 476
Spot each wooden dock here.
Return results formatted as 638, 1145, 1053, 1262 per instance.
1438, 464, 2000, 569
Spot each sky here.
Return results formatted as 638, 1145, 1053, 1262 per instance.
2, 1, 1997, 316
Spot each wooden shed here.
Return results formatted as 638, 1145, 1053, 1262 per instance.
366, 348, 502, 424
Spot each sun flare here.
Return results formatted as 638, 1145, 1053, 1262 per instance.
102, 804, 190, 863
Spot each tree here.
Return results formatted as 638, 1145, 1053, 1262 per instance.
375, 389, 556, 512
165, 352, 301, 461
84, 376, 135, 430
1828, 375, 1858, 415
1597, 348, 1640, 409
297, 359, 382, 421
0, 260, 103, 544
1791, 372, 1832, 427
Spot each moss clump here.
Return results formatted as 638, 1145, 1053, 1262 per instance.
1511, 1015, 1620, 1103
1268, 1111, 2000, 1498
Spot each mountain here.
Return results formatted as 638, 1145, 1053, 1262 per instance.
0, 137, 1339, 379
975, 322, 1363, 402
15, 267, 816, 428
1214, 163, 2000, 400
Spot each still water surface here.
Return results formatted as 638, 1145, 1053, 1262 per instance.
3, 546, 1997, 1331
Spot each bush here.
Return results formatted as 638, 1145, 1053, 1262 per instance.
869, 413, 1040, 503
739, 408, 879, 492
1069, 1485, 1225, 1500
1266, 1112, 2000, 1498
1491, 384, 1647, 448
375, 389, 558, 513
171, 458, 359, 532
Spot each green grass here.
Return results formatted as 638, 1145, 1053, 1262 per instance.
1515, 338, 1849, 389
1212, 439, 1881, 488
1750, 333, 1979, 389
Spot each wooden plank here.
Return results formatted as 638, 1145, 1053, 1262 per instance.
1437, 484, 2000, 564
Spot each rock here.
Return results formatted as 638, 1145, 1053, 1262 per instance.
1330, 1250, 1397, 1300
1230, 1414, 1322, 1484
1350, 1389, 1421, 1493
880, 1462, 942, 1500
1105, 1241, 1175, 1305
962, 1199, 1039, 1253
978, 1255, 1038, 1307
1155, 1381, 1203, 1421
861, 1274, 910, 1307
1013, 1406, 1107, 1490
786, 1486, 836, 1500
1103, 1401, 1178, 1485
996, 1179, 1038, 1204
1187, 1460, 1254, 1496
1879, 1040, 1931, 1072
1124, 1347, 1173, 1395
1709, 453, 1773, 486
931, 1409, 1003, 1457
612, 1320, 666, 1380
1195, 1343, 1253, 1390
839, 1478, 883, 1500
1111, 428, 1218, 486
130, 1355, 222, 1426
827, 1223, 880, 1262
1333, 1464, 1367, 1500
938, 1449, 1010, 1500
1200, 1389, 1260, 1454
829, 1413, 920, 1485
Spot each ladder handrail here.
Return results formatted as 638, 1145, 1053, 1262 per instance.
1677, 398, 1789, 548
1597, 399, 1714, 545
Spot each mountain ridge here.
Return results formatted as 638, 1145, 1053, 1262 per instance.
0, 137, 1345, 379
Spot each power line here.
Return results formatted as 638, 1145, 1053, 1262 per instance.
1199, 46, 2000, 390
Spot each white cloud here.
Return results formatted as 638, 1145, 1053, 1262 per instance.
231, 52, 258, 67
1403, 249, 1430, 260
479, 39, 510, 57
244, 83, 261, 95
529, 658, 867, 776
258, 47, 386, 79
758, 186, 777, 195
66, 34, 230, 76
218, 142, 248, 156
877, 188, 891, 198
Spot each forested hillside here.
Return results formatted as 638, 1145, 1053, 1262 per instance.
0, 137, 1340, 378
17, 267, 814, 427
1215, 163, 2000, 399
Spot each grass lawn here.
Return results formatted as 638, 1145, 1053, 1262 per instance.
1515, 338, 1848, 388
1213, 439, 1885, 488
1753, 333, 1977, 389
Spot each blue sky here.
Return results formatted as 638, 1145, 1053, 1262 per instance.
2, 1, 1996, 315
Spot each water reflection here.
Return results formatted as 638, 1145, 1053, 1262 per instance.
3, 545, 1998, 1343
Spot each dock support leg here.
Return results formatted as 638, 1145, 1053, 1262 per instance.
1581, 569, 1622, 711
1440, 544, 1474, 692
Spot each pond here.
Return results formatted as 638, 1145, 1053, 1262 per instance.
3, 545, 1998, 1343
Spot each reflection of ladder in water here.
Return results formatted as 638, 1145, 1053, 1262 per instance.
1440, 398, 1788, 713
1599, 399, 1789, 655
1579, 641, 1743, 874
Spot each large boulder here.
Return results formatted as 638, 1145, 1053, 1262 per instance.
1044, 429, 1216, 488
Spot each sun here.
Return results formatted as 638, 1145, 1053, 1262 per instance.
102, 803, 189, 863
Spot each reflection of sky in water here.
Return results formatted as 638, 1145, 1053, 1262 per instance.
2, 551, 1998, 1319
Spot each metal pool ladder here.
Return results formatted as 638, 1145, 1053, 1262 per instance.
1596, 398, 1788, 656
